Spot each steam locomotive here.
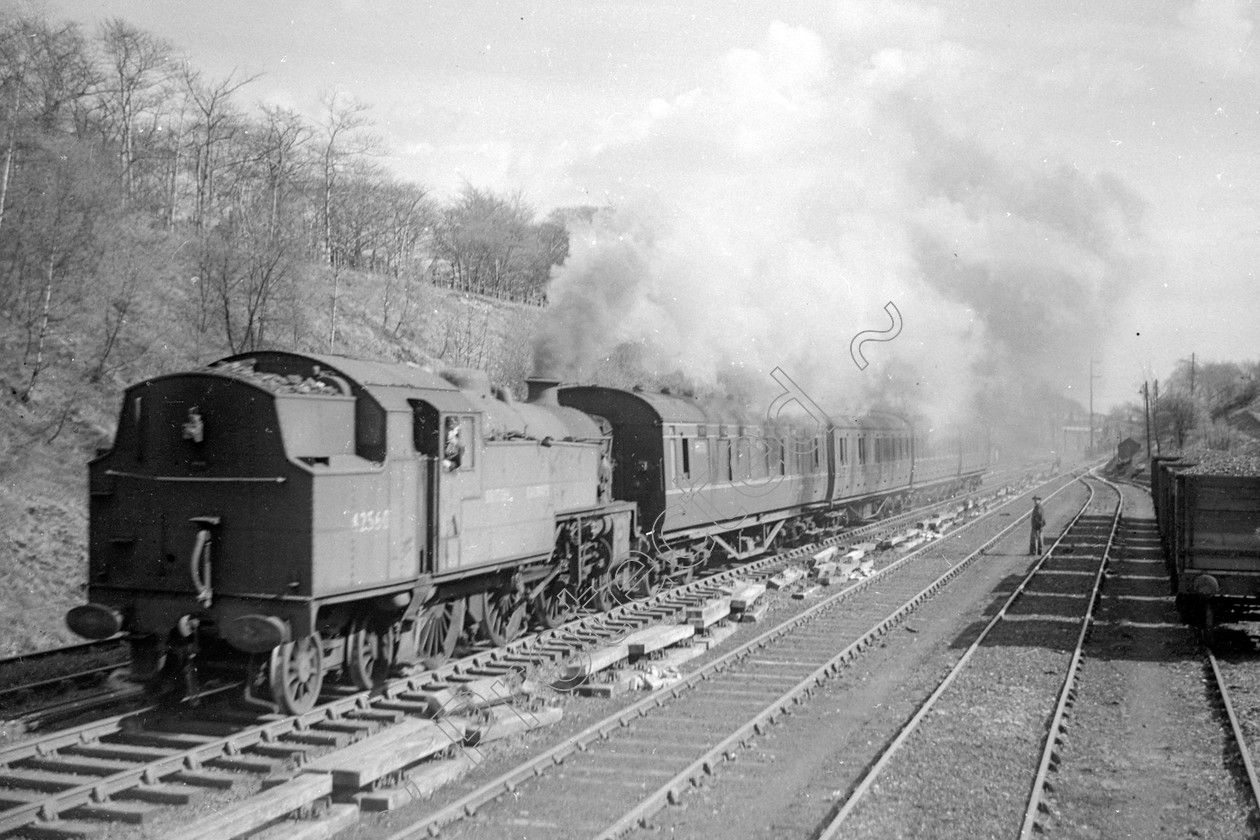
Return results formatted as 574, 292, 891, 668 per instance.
67, 351, 989, 713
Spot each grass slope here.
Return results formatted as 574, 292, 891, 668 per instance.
0, 264, 542, 656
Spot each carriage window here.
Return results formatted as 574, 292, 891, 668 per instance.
858, 438, 867, 465
719, 439, 732, 481
690, 438, 708, 483
675, 438, 691, 481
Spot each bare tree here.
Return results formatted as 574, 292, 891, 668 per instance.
379, 181, 435, 333
94, 18, 173, 200
84, 218, 173, 382
435, 295, 491, 369
432, 185, 535, 299
0, 14, 96, 238
196, 209, 297, 354
382, 260, 427, 338
180, 65, 257, 229
313, 90, 378, 349
256, 105, 311, 242
1156, 393, 1198, 451
8, 139, 117, 401
316, 89, 378, 264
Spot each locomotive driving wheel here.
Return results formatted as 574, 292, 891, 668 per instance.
590, 551, 649, 611
532, 572, 581, 630
269, 632, 325, 714
414, 599, 466, 664
472, 590, 528, 645
345, 616, 385, 690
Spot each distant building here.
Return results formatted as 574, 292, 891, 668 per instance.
1058, 406, 1100, 455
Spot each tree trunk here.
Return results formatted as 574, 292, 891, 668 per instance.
0, 89, 20, 239
323, 155, 334, 265
21, 251, 57, 403
166, 111, 184, 231
121, 92, 134, 199
328, 263, 340, 352
0, 128, 14, 241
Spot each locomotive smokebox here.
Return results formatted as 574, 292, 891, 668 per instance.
526, 375, 561, 405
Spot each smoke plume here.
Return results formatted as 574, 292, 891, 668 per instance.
533, 9, 1149, 450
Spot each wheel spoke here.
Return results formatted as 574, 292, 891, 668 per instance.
532, 575, 580, 629
269, 632, 324, 714
476, 591, 527, 645
345, 616, 382, 689
415, 599, 466, 663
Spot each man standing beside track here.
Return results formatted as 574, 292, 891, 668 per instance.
1029, 496, 1046, 555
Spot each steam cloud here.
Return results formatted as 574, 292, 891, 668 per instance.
533, 8, 1148, 450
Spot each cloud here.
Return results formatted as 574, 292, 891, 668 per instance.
834, 0, 946, 47
1178, 0, 1257, 76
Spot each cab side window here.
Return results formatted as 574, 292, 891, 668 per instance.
443, 415, 475, 472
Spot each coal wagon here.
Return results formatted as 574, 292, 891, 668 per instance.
1152, 455, 1260, 629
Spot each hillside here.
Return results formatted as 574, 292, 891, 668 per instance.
0, 264, 543, 656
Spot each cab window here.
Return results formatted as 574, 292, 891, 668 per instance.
443, 415, 475, 471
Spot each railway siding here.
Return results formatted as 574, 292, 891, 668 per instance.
1038, 483, 1255, 839
825, 478, 1119, 840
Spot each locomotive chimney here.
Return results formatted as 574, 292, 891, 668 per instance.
526, 375, 561, 406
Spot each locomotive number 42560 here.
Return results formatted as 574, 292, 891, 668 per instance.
350, 510, 390, 532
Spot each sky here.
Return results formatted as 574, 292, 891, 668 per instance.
40, 0, 1260, 421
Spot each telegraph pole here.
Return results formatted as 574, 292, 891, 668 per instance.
1142, 382, 1152, 458
1088, 359, 1099, 454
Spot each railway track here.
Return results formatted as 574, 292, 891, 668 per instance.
0, 467, 1054, 839
815, 472, 1120, 839
0, 640, 134, 737
373, 475, 1077, 839
3, 469, 1031, 733
990, 479, 1257, 840
0, 640, 125, 674
1206, 652, 1260, 820
0, 473, 1049, 839
0, 640, 127, 705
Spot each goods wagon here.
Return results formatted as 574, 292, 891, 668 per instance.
1152, 455, 1260, 629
